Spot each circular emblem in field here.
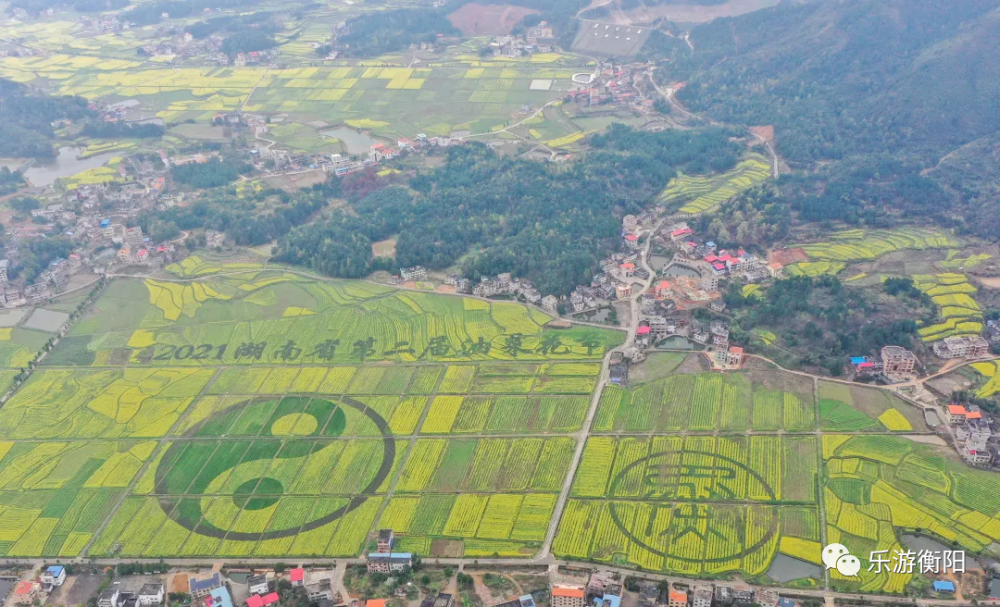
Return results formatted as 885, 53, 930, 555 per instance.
608, 450, 779, 562
155, 396, 394, 540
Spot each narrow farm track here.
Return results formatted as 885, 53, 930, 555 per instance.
539, 218, 663, 558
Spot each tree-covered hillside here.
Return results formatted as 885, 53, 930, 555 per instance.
674, 0, 1000, 164
0, 79, 92, 158
275, 126, 742, 295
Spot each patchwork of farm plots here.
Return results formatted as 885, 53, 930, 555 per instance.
0, 59, 579, 141
817, 381, 927, 432
823, 434, 1000, 593
786, 228, 959, 277
0, 270, 991, 581
659, 155, 771, 215
0, 273, 621, 559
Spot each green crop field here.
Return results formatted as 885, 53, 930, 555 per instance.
0, 271, 621, 558
817, 381, 927, 432
593, 369, 815, 432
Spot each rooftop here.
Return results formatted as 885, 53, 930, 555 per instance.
289, 568, 305, 582
552, 587, 585, 599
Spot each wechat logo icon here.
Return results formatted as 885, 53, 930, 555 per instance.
822, 543, 861, 577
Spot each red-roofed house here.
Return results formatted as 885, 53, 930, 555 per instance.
247, 592, 280, 607
725, 346, 744, 367
704, 255, 719, 263
624, 233, 639, 249
289, 568, 305, 587
12, 582, 37, 605
620, 263, 635, 278
367, 600, 387, 607
552, 586, 586, 607
654, 281, 671, 300
768, 262, 784, 278
670, 228, 693, 240
636, 326, 651, 336
947, 404, 967, 424
966, 410, 983, 420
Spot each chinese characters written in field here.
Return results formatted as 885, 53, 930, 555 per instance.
147, 332, 607, 362
868, 549, 965, 574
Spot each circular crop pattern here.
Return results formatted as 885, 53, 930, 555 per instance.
155, 396, 393, 540
608, 450, 779, 562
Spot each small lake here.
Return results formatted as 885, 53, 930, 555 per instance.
657, 335, 696, 350
766, 553, 822, 583
19, 147, 118, 187
320, 126, 385, 154
662, 262, 701, 278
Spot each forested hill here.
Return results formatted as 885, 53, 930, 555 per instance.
275, 126, 742, 296
673, 0, 1000, 165
0, 79, 92, 158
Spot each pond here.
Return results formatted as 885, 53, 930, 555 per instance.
766, 553, 822, 583
574, 308, 614, 324
656, 335, 696, 350
924, 409, 941, 427
649, 255, 672, 271
320, 126, 386, 154
18, 147, 119, 187
662, 262, 701, 278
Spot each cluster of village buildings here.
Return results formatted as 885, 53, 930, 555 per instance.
6, 566, 164, 607
487, 21, 555, 58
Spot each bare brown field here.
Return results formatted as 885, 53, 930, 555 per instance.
447, 3, 540, 36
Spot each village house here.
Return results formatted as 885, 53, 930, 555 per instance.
189, 574, 223, 599
138, 584, 164, 606
41, 565, 66, 587
11, 582, 38, 606
725, 346, 744, 367
768, 262, 784, 278
541, 295, 559, 312
692, 586, 714, 607
377, 529, 394, 552
616, 283, 632, 299
366, 552, 413, 574
400, 266, 427, 281
551, 586, 586, 607
880, 346, 918, 376
98, 588, 120, 607
624, 233, 639, 249
620, 262, 635, 278
667, 587, 688, 607
933, 335, 991, 360
248, 574, 269, 595
246, 593, 279, 607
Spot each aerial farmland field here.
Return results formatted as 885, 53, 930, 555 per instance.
0, 270, 622, 559
0, 269, 993, 588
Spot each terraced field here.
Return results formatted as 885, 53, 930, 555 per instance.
912, 273, 984, 342
786, 228, 959, 277
658, 155, 771, 215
